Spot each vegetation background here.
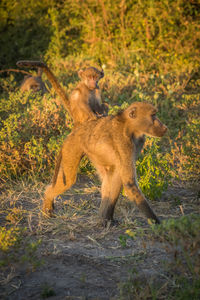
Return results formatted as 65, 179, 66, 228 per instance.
0, 0, 199, 299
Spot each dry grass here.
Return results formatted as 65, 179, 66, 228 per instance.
0, 174, 199, 299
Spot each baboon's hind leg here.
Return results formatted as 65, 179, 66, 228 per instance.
43, 143, 83, 216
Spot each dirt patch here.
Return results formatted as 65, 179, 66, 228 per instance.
0, 176, 199, 299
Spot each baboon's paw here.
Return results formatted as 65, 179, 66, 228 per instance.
101, 218, 120, 228
41, 209, 53, 218
42, 204, 55, 218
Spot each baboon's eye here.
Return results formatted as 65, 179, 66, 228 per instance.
152, 114, 156, 121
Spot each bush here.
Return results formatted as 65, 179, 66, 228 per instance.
0, 88, 69, 181
1, 0, 199, 76
137, 138, 171, 200
0, 0, 199, 187
0, 226, 22, 252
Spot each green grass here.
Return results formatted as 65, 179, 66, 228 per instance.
0, 2, 199, 296
119, 215, 200, 299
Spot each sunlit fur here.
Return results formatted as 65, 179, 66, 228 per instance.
17, 61, 108, 126
43, 102, 167, 226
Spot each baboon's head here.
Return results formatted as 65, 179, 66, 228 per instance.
21, 76, 44, 93
125, 102, 167, 138
78, 67, 104, 90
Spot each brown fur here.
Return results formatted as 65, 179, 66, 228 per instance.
43, 102, 167, 225
20, 68, 47, 94
16, 61, 108, 126
52, 150, 62, 187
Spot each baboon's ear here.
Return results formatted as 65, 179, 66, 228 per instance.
129, 107, 137, 119
78, 69, 84, 79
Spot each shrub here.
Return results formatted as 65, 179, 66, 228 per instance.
0, 226, 22, 252
137, 138, 171, 200
0, 88, 69, 181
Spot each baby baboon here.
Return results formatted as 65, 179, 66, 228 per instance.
20, 68, 47, 94
17, 60, 108, 126
43, 102, 167, 225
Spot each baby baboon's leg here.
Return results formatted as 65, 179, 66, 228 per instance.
99, 169, 122, 224
43, 140, 83, 215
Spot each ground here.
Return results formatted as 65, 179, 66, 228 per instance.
0, 175, 199, 300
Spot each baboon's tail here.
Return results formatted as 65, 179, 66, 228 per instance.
16, 60, 70, 111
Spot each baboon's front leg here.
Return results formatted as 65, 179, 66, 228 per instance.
124, 182, 160, 224
99, 169, 122, 225
120, 164, 160, 224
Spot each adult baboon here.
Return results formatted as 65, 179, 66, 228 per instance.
43, 102, 167, 225
17, 61, 108, 126
20, 67, 48, 94
0, 68, 47, 94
